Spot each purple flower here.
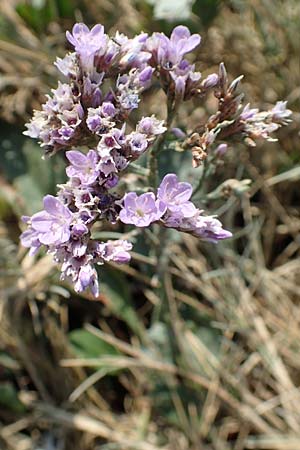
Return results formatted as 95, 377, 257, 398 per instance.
193, 215, 232, 242
163, 209, 232, 243
20, 216, 42, 255
55, 53, 78, 78
96, 146, 117, 176
24, 82, 84, 154
157, 174, 196, 217
127, 132, 149, 155
147, 26, 201, 68
69, 223, 89, 257
66, 150, 100, 185
66, 23, 107, 71
170, 72, 188, 97
86, 104, 116, 133
101, 102, 116, 117
31, 195, 73, 245
96, 239, 132, 263
215, 143, 228, 156
138, 66, 154, 88
119, 192, 166, 227
118, 91, 140, 111
137, 116, 166, 136
86, 110, 103, 133
271, 101, 292, 124
171, 127, 186, 139
117, 32, 151, 69
201, 73, 219, 90
74, 263, 99, 297
240, 104, 259, 121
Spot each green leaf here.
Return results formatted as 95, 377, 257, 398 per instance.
69, 329, 119, 359
0, 382, 26, 413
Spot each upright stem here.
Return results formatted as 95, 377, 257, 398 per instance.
192, 157, 209, 198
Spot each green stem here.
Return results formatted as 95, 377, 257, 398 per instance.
192, 158, 209, 198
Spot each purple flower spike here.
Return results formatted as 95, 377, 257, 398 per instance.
31, 195, 73, 245
66, 150, 100, 185
157, 173, 196, 217
119, 192, 166, 227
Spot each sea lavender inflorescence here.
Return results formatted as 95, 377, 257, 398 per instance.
21, 23, 292, 296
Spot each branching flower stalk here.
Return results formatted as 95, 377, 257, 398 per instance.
20, 23, 292, 297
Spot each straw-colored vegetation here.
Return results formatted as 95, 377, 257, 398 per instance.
0, 1, 300, 449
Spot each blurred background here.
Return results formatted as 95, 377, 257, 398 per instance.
0, 0, 300, 449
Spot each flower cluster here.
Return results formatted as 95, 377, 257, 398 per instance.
185, 64, 292, 166
20, 22, 290, 296
119, 174, 232, 242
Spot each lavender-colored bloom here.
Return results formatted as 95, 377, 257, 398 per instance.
55, 53, 78, 78
240, 103, 259, 121
96, 145, 117, 176
66, 150, 100, 185
96, 239, 132, 263
118, 91, 140, 111
111, 150, 128, 172
244, 121, 279, 141
20, 216, 42, 255
138, 66, 154, 88
23, 111, 47, 139
74, 264, 99, 296
86, 110, 102, 133
169, 26, 201, 56
31, 195, 73, 245
137, 116, 166, 136
119, 192, 166, 227
66, 23, 107, 71
87, 107, 115, 133
101, 102, 116, 117
193, 214, 232, 242
116, 32, 151, 69
271, 101, 292, 124
157, 174, 196, 217
127, 132, 149, 155
102, 173, 119, 189
163, 209, 232, 243
201, 73, 219, 89
215, 143, 228, 156
147, 25, 200, 68
171, 72, 188, 97
171, 127, 186, 139
24, 82, 84, 153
